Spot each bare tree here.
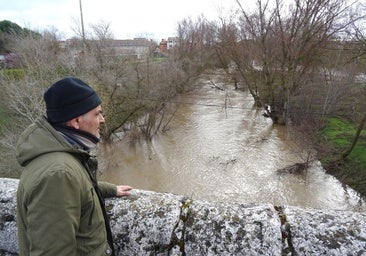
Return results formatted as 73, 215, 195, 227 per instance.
90, 21, 114, 41
0, 28, 78, 176
69, 22, 191, 142
230, 0, 364, 124
2, 29, 76, 124
175, 16, 217, 85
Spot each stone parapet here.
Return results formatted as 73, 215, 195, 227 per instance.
1, 178, 365, 255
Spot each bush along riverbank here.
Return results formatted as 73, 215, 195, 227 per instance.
321, 117, 366, 197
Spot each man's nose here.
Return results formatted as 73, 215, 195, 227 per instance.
100, 115, 105, 124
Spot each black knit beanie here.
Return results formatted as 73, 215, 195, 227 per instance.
44, 77, 102, 123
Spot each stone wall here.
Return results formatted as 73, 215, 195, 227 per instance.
1, 178, 365, 255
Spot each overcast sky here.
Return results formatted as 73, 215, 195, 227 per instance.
0, 0, 246, 41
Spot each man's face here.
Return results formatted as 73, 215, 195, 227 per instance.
77, 105, 105, 138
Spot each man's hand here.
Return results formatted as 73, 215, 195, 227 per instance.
116, 185, 133, 197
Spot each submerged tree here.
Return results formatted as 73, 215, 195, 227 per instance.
229, 0, 364, 124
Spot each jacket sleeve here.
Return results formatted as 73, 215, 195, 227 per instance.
97, 181, 117, 198
25, 169, 80, 256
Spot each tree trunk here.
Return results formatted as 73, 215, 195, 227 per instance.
267, 102, 286, 125
341, 113, 366, 160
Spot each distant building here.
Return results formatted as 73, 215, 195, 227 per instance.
110, 38, 156, 59
159, 39, 168, 53
0, 55, 5, 67
166, 37, 178, 50
0, 53, 20, 68
64, 37, 157, 60
159, 37, 178, 54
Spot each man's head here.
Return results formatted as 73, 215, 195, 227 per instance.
44, 77, 105, 138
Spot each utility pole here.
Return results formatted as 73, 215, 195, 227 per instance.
79, 0, 86, 51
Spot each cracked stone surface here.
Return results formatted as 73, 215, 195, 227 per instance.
107, 189, 188, 255
283, 206, 366, 255
184, 201, 282, 255
1, 178, 366, 255
0, 178, 18, 254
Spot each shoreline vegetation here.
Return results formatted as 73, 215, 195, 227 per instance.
1, 76, 365, 199
321, 117, 366, 197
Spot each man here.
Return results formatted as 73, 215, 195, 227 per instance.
16, 77, 132, 256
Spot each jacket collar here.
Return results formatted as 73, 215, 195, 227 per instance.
52, 124, 99, 151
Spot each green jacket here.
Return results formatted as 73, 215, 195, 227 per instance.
16, 116, 117, 256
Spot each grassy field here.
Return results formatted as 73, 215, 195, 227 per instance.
0, 76, 21, 178
321, 117, 366, 196
0, 96, 10, 127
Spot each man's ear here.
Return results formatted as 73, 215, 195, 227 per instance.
67, 117, 80, 130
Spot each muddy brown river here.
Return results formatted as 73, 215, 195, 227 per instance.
99, 73, 365, 211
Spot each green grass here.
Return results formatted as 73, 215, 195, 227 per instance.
0, 68, 26, 127
321, 117, 366, 196
322, 117, 366, 166
0, 68, 25, 80
0, 101, 9, 126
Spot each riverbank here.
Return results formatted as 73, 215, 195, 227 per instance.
1, 83, 365, 209
321, 117, 366, 197
0, 72, 365, 205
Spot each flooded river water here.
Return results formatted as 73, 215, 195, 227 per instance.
99, 73, 365, 211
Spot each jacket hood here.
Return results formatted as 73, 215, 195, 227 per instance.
16, 116, 87, 167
